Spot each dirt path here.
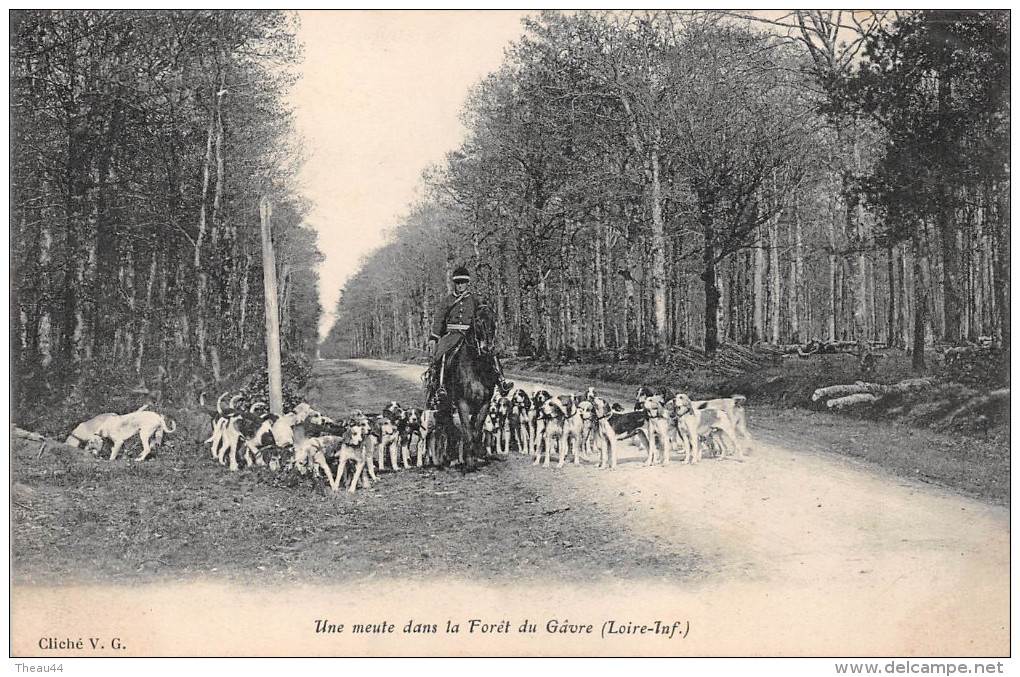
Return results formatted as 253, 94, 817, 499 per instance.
11, 358, 1008, 657
345, 358, 1010, 655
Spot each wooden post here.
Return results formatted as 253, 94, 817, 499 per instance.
260, 196, 284, 414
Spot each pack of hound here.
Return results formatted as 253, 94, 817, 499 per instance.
64, 383, 751, 492
489, 384, 752, 470
200, 393, 440, 492
65, 391, 441, 495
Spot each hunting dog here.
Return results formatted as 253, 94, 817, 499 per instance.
508, 389, 534, 456
481, 405, 502, 456
531, 389, 554, 460
397, 407, 425, 466
534, 395, 583, 468
84, 409, 176, 461
694, 395, 750, 455
634, 385, 657, 410
293, 425, 369, 493
210, 415, 246, 470
671, 393, 746, 461
583, 396, 654, 468
418, 408, 439, 467
374, 412, 403, 471
350, 411, 379, 481
492, 394, 512, 454
66, 404, 150, 448
586, 396, 628, 469
641, 392, 674, 466
576, 399, 600, 463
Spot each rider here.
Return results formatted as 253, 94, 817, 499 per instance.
425, 266, 512, 406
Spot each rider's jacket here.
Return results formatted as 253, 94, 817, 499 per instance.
430, 291, 480, 340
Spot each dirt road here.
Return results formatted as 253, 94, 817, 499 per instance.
11, 358, 1008, 657
343, 359, 1010, 655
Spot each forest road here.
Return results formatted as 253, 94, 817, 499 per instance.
344, 358, 1009, 657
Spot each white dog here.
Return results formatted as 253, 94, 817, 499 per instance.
672, 393, 745, 461
66, 404, 149, 448
85, 409, 176, 461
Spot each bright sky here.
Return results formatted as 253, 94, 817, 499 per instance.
288, 10, 532, 339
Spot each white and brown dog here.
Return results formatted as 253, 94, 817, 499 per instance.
508, 389, 534, 456
672, 393, 746, 461
583, 396, 626, 470
481, 405, 502, 456
494, 394, 512, 454
66, 404, 150, 448
67, 414, 116, 448
531, 389, 554, 460
695, 395, 750, 455
576, 399, 599, 463
374, 413, 403, 471
293, 425, 370, 493
417, 408, 439, 467
535, 395, 583, 468
640, 392, 674, 466
349, 411, 379, 481
84, 409, 176, 461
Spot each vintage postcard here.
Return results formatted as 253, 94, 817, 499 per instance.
9, 9, 1010, 664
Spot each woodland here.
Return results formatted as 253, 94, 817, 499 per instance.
9, 10, 1011, 423
11, 10, 321, 418
321, 10, 1010, 370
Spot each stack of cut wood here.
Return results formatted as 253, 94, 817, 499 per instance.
812, 378, 937, 409
666, 343, 781, 377
777, 339, 886, 358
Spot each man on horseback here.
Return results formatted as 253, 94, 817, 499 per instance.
424, 266, 512, 407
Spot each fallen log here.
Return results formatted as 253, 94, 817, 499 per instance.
812, 377, 937, 402
13, 426, 47, 442
812, 382, 872, 401
827, 393, 880, 409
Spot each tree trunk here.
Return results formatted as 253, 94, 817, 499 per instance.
753, 224, 765, 343
911, 229, 926, 372
769, 208, 781, 344
789, 196, 802, 344
593, 220, 606, 351
886, 243, 896, 347
622, 252, 638, 350
648, 144, 667, 356
827, 251, 838, 342
937, 184, 963, 344
992, 181, 1009, 347
702, 207, 720, 355
900, 242, 911, 349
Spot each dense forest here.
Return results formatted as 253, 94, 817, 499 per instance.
10, 10, 322, 417
321, 10, 1009, 370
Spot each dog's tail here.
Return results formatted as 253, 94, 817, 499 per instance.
217, 391, 229, 414
134, 403, 151, 413
162, 418, 177, 434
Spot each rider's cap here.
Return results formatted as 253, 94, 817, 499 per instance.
452, 266, 471, 282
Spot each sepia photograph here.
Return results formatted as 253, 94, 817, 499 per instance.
8, 9, 1011, 665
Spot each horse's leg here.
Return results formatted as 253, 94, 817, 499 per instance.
458, 399, 477, 464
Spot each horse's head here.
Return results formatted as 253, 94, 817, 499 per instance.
473, 305, 496, 354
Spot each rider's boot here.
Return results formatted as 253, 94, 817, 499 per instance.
434, 357, 448, 405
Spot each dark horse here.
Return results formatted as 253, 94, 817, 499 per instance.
436, 305, 499, 466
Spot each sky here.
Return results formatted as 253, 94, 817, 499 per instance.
287, 10, 533, 339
